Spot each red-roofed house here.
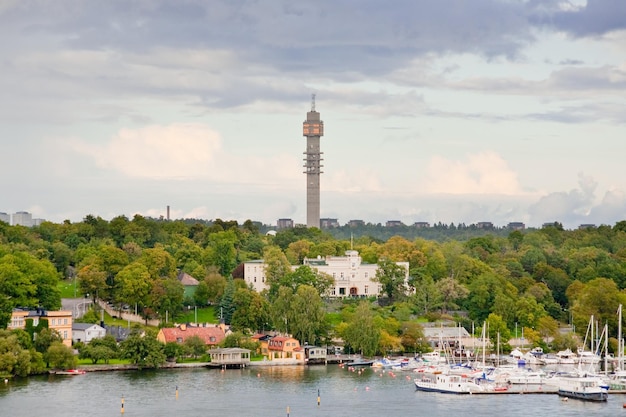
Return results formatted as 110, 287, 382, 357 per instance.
157, 324, 226, 346
267, 335, 304, 364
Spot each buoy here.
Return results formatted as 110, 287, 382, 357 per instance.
257, 373, 261, 378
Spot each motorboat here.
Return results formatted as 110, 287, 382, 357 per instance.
556, 375, 608, 402
414, 372, 483, 394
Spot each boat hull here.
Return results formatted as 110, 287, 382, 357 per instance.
558, 389, 608, 402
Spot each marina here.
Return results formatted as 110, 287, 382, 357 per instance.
2, 365, 624, 417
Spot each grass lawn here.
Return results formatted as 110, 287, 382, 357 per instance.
58, 279, 82, 298
175, 306, 218, 324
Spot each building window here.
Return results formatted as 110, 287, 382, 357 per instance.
254, 277, 257, 282
63, 331, 68, 340
64, 318, 68, 325
365, 285, 368, 294
339, 288, 346, 295
332, 272, 336, 279
340, 272, 344, 279
331, 288, 336, 295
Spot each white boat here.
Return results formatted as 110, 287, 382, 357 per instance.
555, 348, 577, 365
414, 372, 483, 394
421, 351, 447, 364
556, 375, 608, 402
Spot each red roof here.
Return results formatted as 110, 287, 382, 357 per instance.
160, 326, 225, 345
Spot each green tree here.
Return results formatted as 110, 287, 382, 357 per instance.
46, 342, 77, 370
343, 302, 380, 356
164, 342, 184, 362
219, 277, 236, 324
183, 335, 207, 359
285, 265, 334, 296
289, 285, 326, 345
120, 333, 166, 369
374, 259, 408, 302
263, 246, 293, 300
270, 286, 294, 333
437, 276, 469, 313
400, 321, 429, 354
231, 288, 270, 333
116, 262, 152, 311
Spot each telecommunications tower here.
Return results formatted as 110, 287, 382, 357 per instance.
302, 94, 324, 228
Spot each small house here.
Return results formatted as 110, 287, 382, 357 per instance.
72, 323, 106, 343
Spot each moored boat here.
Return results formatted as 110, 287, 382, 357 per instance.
414, 372, 483, 394
49, 369, 86, 375
556, 375, 608, 402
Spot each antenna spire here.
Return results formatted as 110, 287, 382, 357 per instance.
311, 93, 316, 112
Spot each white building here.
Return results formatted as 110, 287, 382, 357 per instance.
0, 212, 9, 224
243, 250, 409, 298
72, 323, 106, 343
12, 211, 32, 227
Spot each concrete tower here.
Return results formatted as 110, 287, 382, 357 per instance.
302, 94, 324, 228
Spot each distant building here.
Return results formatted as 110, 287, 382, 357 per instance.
507, 222, 525, 231
386, 220, 404, 227
277, 218, 294, 229
579, 224, 596, 229
9, 308, 73, 347
476, 222, 494, 229
347, 219, 365, 227
12, 211, 32, 227
413, 222, 430, 228
0, 212, 9, 223
320, 218, 340, 228
177, 271, 200, 300
243, 250, 409, 298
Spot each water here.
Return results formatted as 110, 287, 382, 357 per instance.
0, 365, 620, 417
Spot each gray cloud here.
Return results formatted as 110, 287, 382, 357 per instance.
546, 0, 626, 37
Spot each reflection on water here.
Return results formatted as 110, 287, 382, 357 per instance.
0, 365, 619, 417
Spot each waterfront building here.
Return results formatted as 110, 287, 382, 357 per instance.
242, 250, 409, 298
157, 323, 226, 346
0, 212, 9, 223
8, 308, 73, 347
267, 335, 305, 364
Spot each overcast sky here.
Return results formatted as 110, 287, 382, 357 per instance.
1, 0, 625, 229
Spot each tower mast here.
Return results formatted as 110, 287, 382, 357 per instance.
302, 94, 324, 228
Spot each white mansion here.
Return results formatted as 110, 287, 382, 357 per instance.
243, 250, 409, 298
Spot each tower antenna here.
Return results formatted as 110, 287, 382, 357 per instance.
311, 93, 316, 112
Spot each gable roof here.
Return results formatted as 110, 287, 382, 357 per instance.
72, 323, 104, 331
160, 325, 225, 345
177, 271, 200, 286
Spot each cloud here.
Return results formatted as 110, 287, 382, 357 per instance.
70, 123, 302, 186
546, 0, 626, 37
73, 124, 222, 179
422, 151, 523, 195
527, 172, 607, 226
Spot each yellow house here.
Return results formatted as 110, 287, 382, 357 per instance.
267, 335, 305, 364
9, 309, 73, 347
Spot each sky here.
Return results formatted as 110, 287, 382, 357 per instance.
1, 0, 625, 230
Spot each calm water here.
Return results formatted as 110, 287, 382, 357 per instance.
0, 365, 620, 417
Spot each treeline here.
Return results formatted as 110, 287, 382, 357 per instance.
2, 216, 626, 358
